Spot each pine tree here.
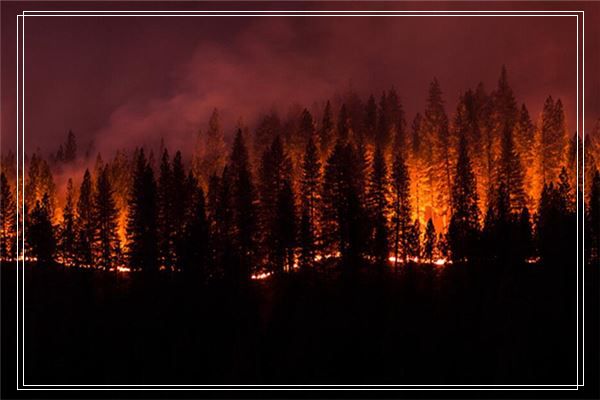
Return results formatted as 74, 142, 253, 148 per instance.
448, 134, 480, 262
157, 149, 174, 270
274, 179, 296, 272
259, 135, 292, 270
93, 166, 120, 270
424, 78, 452, 225
377, 91, 390, 148
514, 104, 536, 206
76, 169, 94, 266
127, 149, 158, 272
299, 137, 321, 267
497, 124, 526, 214
368, 145, 389, 266
59, 179, 76, 266
229, 129, 257, 281
0, 172, 16, 260
28, 194, 55, 264
180, 178, 209, 277
540, 96, 567, 185
407, 219, 422, 261
200, 108, 227, 186
390, 153, 411, 267
423, 218, 437, 262
322, 140, 366, 268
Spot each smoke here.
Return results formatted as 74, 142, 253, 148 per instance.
6, 14, 582, 157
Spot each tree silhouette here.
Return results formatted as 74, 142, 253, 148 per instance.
390, 152, 411, 267
448, 134, 480, 262
320, 100, 334, 155
423, 218, 437, 262
274, 179, 297, 272
0, 172, 16, 260
93, 165, 120, 270
59, 179, 76, 266
590, 169, 600, 261
299, 137, 322, 268
127, 149, 158, 272
28, 194, 56, 264
228, 129, 257, 282
76, 169, 94, 267
180, 175, 209, 277
367, 145, 389, 266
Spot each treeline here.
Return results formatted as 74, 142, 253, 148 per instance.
1, 67, 599, 279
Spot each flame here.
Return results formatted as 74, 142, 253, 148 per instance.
251, 271, 272, 280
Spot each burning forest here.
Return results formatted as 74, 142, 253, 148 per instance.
1, 67, 598, 277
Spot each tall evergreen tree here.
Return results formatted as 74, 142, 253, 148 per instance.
322, 140, 366, 268
390, 153, 411, 267
28, 194, 55, 264
497, 124, 526, 214
299, 137, 322, 268
0, 173, 16, 260
424, 78, 452, 224
180, 178, 209, 277
259, 135, 292, 270
76, 169, 94, 266
423, 218, 437, 262
274, 179, 297, 272
228, 129, 257, 281
367, 145, 389, 266
93, 166, 120, 270
59, 179, 76, 266
157, 150, 174, 269
540, 96, 567, 185
448, 134, 480, 262
127, 149, 158, 272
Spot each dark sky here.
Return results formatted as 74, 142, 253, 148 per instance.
2, 1, 598, 156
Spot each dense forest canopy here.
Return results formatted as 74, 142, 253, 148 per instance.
1, 68, 598, 278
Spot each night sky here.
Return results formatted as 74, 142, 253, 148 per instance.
2, 1, 598, 156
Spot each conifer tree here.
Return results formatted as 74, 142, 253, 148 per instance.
423, 218, 436, 262
93, 166, 120, 270
540, 96, 567, 184
299, 137, 321, 267
228, 129, 257, 281
514, 104, 536, 205
127, 149, 158, 272
390, 152, 411, 267
76, 169, 94, 266
424, 78, 452, 223
254, 111, 282, 156
259, 135, 292, 270
368, 145, 389, 266
181, 179, 209, 277
59, 179, 76, 266
0, 172, 16, 260
28, 194, 55, 264
274, 178, 296, 272
157, 149, 174, 269
448, 134, 480, 262
497, 124, 526, 214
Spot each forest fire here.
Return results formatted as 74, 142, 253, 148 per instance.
1, 67, 598, 279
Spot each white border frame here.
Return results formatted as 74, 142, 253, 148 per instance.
14, 8, 586, 392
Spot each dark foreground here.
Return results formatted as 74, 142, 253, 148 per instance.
10, 260, 590, 386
